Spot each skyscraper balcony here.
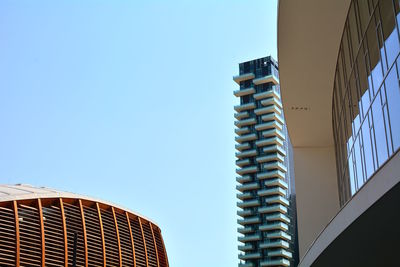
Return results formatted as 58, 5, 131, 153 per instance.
258, 204, 287, 214
268, 249, 292, 259
233, 73, 255, 84
261, 112, 284, 125
238, 244, 254, 251
237, 216, 261, 225
236, 149, 257, 159
261, 128, 285, 140
255, 121, 283, 131
252, 74, 279, 85
255, 137, 284, 148
267, 230, 292, 241
256, 153, 285, 164
258, 187, 287, 197
236, 158, 251, 167
234, 87, 256, 97
238, 226, 254, 235
262, 145, 286, 156
237, 199, 260, 208
234, 102, 256, 112
260, 240, 289, 249
235, 127, 251, 136
236, 166, 258, 175
260, 258, 290, 267
257, 169, 286, 180
266, 213, 291, 224
234, 111, 250, 120
235, 117, 257, 128
238, 234, 262, 243
254, 105, 281, 116
264, 178, 288, 189
235, 133, 257, 143
236, 182, 260, 192
237, 209, 254, 217
259, 222, 289, 231
236, 175, 252, 184
254, 89, 280, 100
235, 142, 251, 151
264, 195, 290, 206
263, 161, 287, 172
261, 97, 282, 109
236, 192, 254, 200
238, 252, 262, 260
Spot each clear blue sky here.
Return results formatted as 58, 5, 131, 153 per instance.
0, 1, 277, 266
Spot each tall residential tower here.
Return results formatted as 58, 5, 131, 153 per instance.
234, 56, 298, 267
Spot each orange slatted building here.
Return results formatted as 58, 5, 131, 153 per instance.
0, 184, 169, 267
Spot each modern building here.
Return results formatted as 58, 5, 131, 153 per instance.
0, 184, 169, 267
278, 0, 400, 266
233, 56, 299, 267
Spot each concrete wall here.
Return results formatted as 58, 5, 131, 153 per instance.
293, 146, 339, 258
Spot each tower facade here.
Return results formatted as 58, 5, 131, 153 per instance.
234, 56, 297, 267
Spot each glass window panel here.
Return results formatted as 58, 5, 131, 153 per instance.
343, 26, 353, 79
348, 153, 356, 195
380, 0, 400, 68
395, 0, 400, 33
362, 115, 375, 179
366, 14, 384, 93
343, 166, 351, 199
341, 113, 349, 163
337, 54, 347, 102
354, 135, 365, 188
357, 45, 368, 115
383, 103, 393, 155
385, 65, 400, 151
372, 91, 389, 166
349, 2, 360, 58
377, 22, 388, 73
349, 70, 362, 134
358, 0, 371, 34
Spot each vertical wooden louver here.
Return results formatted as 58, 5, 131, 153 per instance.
142, 222, 158, 267
152, 226, 168, 267
101, 208, 120, 266
115, 212, 135, 266
18, 203, 42, 266
0, 196, 168, 267
0, 205, 16, 266
83, 205, 104, 266
42, 203, 65, 267
63, 202, 86, 267
130, 217, 147, 267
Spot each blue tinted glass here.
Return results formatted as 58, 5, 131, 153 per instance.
361, 86, 371, 116
385, 66, 400, 151
354, 135, 364, 188
348, 155, 356, 195
372, 92, 389, 166
384, 30, 399, 67
372, 61, 384, 93
362, 118, 375, 178
380, 0, 400, 67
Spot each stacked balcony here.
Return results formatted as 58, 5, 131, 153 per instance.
234, 62, 293, 267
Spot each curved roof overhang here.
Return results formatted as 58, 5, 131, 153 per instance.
0, 184, 159, 227
278, 0, 351, 147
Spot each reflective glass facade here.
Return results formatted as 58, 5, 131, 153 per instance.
333, 0, 400, 205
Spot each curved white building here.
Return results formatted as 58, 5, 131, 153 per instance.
278, 0, 400, 266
